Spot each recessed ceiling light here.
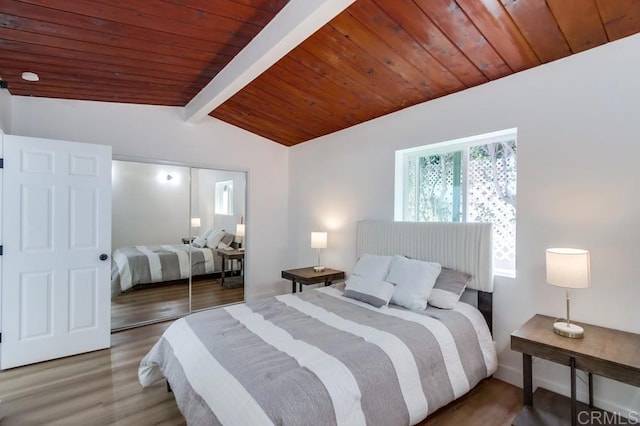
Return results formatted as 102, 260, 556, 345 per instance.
21, 72, 39, 82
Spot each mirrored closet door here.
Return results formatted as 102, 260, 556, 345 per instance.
189, 167, 246, 312
110, 159, 246, 330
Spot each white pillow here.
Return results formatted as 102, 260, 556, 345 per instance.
191, 236, 207, 248
344, 275, 395, 308
206, 230, 226, 248
387, 255, 441, 310
192, 228, 214, 248
200, 228, 215, 239
352, 254, 392, 281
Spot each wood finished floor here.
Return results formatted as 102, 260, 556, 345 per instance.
111, 276, 244, 329
0, 318, 522, 425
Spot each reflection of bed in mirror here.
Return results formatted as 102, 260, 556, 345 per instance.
111, 233, 236, 296
110, 159, 246, 331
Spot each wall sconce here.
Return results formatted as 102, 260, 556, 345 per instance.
311, 231, 327, 272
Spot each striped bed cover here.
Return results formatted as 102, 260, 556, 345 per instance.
139, 286, 498, 426
111, 244, 223, 296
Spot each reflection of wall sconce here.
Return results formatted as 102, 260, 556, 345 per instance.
236, 223, 245, 251
157, 171, 180, 184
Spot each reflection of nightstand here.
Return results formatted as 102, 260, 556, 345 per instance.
182, 237, 195, 244
281, 267, 345, 294
511, 314, 640, 426
216, 249, 244, 288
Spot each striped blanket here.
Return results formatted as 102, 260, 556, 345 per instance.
111, 244, 223, 296
139, 286, 497, 426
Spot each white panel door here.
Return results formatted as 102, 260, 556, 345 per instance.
1, 135, 112, 369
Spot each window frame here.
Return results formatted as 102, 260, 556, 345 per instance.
394, 128, 518, 277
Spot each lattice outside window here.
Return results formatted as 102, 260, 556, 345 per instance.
396, 129, 517, 276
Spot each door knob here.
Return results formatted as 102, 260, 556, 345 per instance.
99, 253, 109, 261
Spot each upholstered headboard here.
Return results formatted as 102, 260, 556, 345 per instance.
356, 221, 494, 293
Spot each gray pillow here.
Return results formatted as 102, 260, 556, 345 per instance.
220, 232, 235, 246
344, 275, 395, 308
428, 268, 471, 309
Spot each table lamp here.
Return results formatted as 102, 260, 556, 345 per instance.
546, 248, 591, 338
311, 232, 327, 272
236, 223, 245, 251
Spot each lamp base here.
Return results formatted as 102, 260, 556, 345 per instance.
313, 266, 325, 272
553, 319, 584, 338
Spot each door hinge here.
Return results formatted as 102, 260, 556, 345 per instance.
0, 245, 3, 255
0, 333, 2, 343
0, 158, 3, 168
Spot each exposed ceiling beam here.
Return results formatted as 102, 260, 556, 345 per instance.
184, 0, 356, 123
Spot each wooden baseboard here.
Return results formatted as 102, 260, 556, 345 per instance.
513, 388, 630, 426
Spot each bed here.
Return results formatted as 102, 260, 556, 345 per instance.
138, 221, 497, 425
111, 244, 225, 296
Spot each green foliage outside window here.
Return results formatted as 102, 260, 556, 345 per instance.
404, 140, 517, 273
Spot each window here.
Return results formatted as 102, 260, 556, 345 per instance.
215, 180, 234, 215
395, 129, 517, 276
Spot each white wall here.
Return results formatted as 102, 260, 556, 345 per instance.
289, 33, 640, 415
112, 160, 190, 250
11, 99, 290, 300
0, 89, 11, 133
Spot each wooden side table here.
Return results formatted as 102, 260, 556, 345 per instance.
216, 249, 244, 288
281, 267, 345, 294
511, 314, 640, 425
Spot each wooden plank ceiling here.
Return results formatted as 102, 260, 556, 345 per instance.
0, 0, 288, 105
1, 0, 640, 146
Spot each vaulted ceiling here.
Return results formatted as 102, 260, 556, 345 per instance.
1, 0, 640, 146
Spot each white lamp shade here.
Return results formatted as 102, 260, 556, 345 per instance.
236, 223, 245, 237
311, 232, 327, 249
190, 217, 201, 227
546, 248, 591, 289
